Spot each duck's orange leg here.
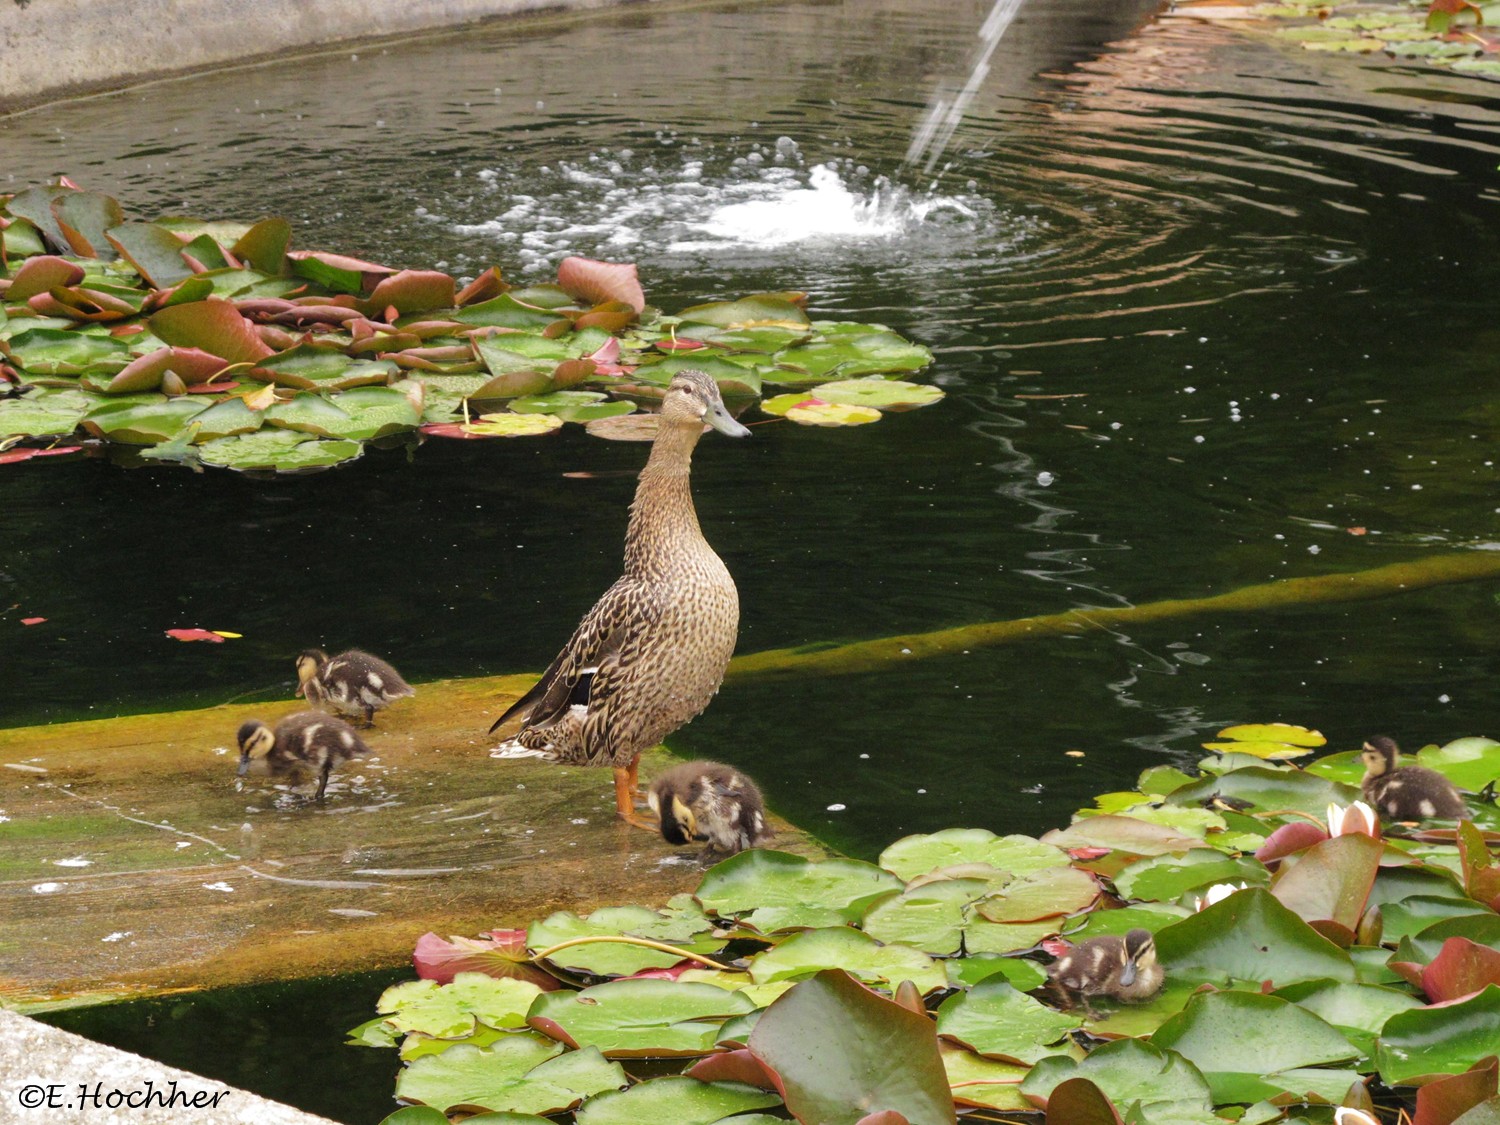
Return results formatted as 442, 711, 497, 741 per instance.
613, 763, 657, 831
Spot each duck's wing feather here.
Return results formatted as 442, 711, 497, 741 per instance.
488, 576, 659, 735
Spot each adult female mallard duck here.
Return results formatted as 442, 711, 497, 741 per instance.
236, 711, 372, 801
296, 648, 414, 727
648, 760, 772, 856
1360, 735, 1466, 821
1048, 928, 1164, 1015
490, 369, 750, 827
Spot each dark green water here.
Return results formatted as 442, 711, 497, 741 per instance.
10, 0, 1500, 1117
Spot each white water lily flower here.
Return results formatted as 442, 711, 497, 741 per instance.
1194, 882, 1249, 912
1326, 800, 1379, 838
1333, 1107, 1380, 1125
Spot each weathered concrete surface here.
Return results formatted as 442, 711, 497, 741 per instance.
0, 673, 830, 1010
0, 0, 649, 111
0, 1007, 338, 1123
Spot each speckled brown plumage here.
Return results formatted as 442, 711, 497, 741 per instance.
489, 370, 750, 824
236, 710, 372, 801
297, 648, 414, 727
1361, 735, 1467, 821
1048, 928, 1164, 1015
648, 760, 772, 855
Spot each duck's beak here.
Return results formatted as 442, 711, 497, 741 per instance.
704, 399, 751, 438
236, 757, 250, 777
1119, 958, 1138, 987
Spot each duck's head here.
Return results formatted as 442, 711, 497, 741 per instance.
1119, 928, 1157, 987
295, 649, 328, 690
647, 779, 699, 846
662, 370, 751, 438
1361, 735, 1400, 778
236, 719, 275, 776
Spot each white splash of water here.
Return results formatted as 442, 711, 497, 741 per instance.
905, 0, 1028, 173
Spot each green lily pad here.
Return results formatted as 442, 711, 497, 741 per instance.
1379, 896, 1492, 944
323, 386, 424, 439
1394, 914, 1500, 965
879, 829, 1070, 882
197, 429, 363, 472
1165, 766, 1362, 818
395, 1036, 624, 1115
944, 1045, 1031, 1110
510, 391, 607, 414
810, 378, 944, 411
80, 397, 207, 444
771, 332, 934, 384
257, 344, 397, 391
678, 295, 811, 331
1041, 815, 1203, 857
1068, 905, 1190, 941
1150, 990, 1359, 1104
527, 899, 727, 976
1021, 1037, 1215, 1122
681, 324, 811, 352
1272, 980, 1422, 1038
460, 414, 565, 437
860, 878, 990, 955
527, 980, 754, 1057
185, 397, 264, 442
748, 969, 954, 1125
105, 222, 194, 289
1418, 737, 1500, 791
936, 980, 1082, 1064
1306, 751, 1365, 786
5, 328, 132, 376
0, 388, 95, 436
694, 849, 901, 932
573, 1076, 780, 1125
1376, 985, 1500, 1084
785, 401, 881, 427
376, 973, 543, 1039
1156, 888, 1357, 986
747, 926, 946, 993
454, 294, 570, 332
975, 865, 1101, 923
1113, 849, 1266, 904
630, 356, 762, 398
945, 954, 1050, 991
963, 916, 1066, 955
1204, 723, 1325, 760
1082, 979, 1203, 1039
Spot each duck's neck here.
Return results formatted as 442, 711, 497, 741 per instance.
624, 420, 706, 574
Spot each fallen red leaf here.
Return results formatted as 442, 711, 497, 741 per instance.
557, 256, 645, 314
165, 628, 226, 643
656, 338, 707, 351
21, 617, 46, 625
1067, 846, 1111, 860
185, 382, 240, 394
1346, 527, 1368, 536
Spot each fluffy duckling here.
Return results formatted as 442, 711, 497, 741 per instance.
237, 711, 372, 801
297, 648, 414, 727
1048, 928, 1164, 1015
1361, 735, 1466, 821
647, 760, 772, 856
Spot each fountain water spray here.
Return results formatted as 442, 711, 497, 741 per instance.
904, 0, 1028, 173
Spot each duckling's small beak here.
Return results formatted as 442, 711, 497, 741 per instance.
236, 757, 250, 777
704, 400, 751, 438
1119, 958, 1138, 987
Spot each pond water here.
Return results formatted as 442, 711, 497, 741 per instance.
7, 0, 1500, 1117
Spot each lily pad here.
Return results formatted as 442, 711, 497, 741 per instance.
1021, 1037, 1215, 1122
80, 398, 207, 444
944, 954, 1050, 991
1418, 737, 1500, 791
1165, 766, 1363, 818
936, 980, 1082, 1064
257, 345, 397, 391
771, 332, 934, 383
1203, 723, 1326, 760
694, 850, 901, 932
1150, 989, 1359, 1104
5, 327, 132, 376
1376, 986, 1500, 1085
1113, 849, 1266, 904
1041, 816, 1204, 857
197, 429, 363, 472
811, 378, 944, 411
785, 401, 881, 427
376, 973, 544, 1038
395, 1036, 625, 1115
149, 299, 273, 365
1155, 887, 1357, 986
748, 969, 954, 1125
573, 1076, 779, 1125
527, 980, 755, 1057
0, 389, 97, 436
460, 413, 566, 437
860, 878, 988, 955
527, 899, 727, 976
974, 865, 1101, 922
678, 295, 810, 331
880, 829, 1071, 882
747, 926, 946, 994
1269, 832, 1384, 943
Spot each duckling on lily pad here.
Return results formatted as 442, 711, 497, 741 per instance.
1047, 928, 1163, 1016
648, 760, 772, 857
237, 711, 372, 801
1361, 735, 1466, 821
297, 648, 414, 727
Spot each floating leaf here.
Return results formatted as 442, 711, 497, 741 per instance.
5, 328, 132, 376
573, 1076, 779, 1125
150, 300, 274, 365
1270, 832, 1384, 944
937, 980, 1082, 1064
459, 413, 564, 438
747, 926, 945, 993
557, 258, 645, 315
6, 255, 86, 301
165, 628, 226, 643
974, 865, 1101, 922
288, 250, 394, 295
1376, 986, 1500, 1085
1041, 816, 1203, 858
1418, 738, 1500, 791
880, 829, 1070, 882
257, 344, 397, 391
1415, 1058, 1500, 1125
695, 850, 901, 932
812, 378, 944, 411
944, 954, 1049, 991
1165, 766, 1363, 818
0, 389, 97, 436
197, 429, 363, 472
229, 218, 291, 275
413, 931, 557, 990
861, 878, 989, 955
377, 973, 543, 1038
785, 401, 881, 427
1208, 724, 1327, 759
1150, 989, 1359, 1104
1156, 887, 1357, 986
105, 222, 194, 288
527, 899, 726, 976
748, 970, 954, 1125
527, 980, 754, 1057
1020, 1037, 1215, 1121
1042, 1077, 1124, 1125
1114, 849, 1266, 904
771, 332, 934, 383
678, 295, 810, 331
81, 398, 207, 444
395, 1037, 624, 1115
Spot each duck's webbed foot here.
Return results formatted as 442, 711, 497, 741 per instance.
614, 765, 659, 832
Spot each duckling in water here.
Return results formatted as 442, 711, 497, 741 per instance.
648, 760, 773, 856
237, 711, 372, 801
1048, 928, 1164, 1016
1361, 735, 1466, 821
297, 648, 414, 727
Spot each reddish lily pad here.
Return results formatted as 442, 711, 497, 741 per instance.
557, 257, 645, 315
165, 628, 226, 643
105, 222, 195, 289
150, 300, 274, 365
1415, 1058, 1499, 1125
412, 932, 558, 991
6, 255, 86, 301
1269, 832, 1384, 945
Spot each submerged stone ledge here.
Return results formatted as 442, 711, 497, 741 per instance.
0, 674, 831, 1010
